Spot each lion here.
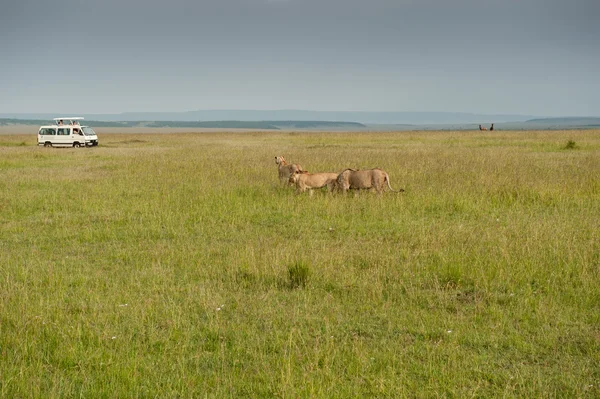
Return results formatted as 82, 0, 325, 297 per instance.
289, 170, 339, 195
275, 156, 304, 185
336, 168, 404, 194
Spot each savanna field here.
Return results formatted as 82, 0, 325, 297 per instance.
1, 129, 599, 397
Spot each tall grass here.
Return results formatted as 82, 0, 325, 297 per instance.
1, 130, 599, 397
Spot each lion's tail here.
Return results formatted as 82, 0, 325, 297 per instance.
385, 173, 405, 193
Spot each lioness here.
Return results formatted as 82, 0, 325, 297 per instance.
336, 168, 404, 194
289, 170, 339, 195
275, 156, 304, 185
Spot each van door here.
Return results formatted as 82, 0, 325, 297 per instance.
72, 127, 84, 147
56, 127, 72, 146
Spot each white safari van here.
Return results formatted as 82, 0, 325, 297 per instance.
38, 117, 99, 147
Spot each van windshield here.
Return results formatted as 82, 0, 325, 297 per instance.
82, 127, 96, 136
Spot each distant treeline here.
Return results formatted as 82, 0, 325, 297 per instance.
0, 118, 366, 130
0, 118, 51, 126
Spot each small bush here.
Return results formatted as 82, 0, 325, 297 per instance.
564, 140, 577, 150
288, 261, 310, 289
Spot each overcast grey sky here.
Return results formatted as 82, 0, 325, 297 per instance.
1, 0, 599, 116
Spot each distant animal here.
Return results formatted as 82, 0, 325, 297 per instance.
275, 156, 304, 185
489, 123, 494, 131
336, 168, 404, 194
479, 124, 488, 131
289, 170, 339, 195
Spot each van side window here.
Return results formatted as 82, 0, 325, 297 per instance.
58, 128, 69, 136
40, 128, 56, 135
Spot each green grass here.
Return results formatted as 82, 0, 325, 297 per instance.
1, 130, 599, 397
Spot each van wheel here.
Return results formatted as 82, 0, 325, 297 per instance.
73, 142, 81, 148
44, 142, 52, 147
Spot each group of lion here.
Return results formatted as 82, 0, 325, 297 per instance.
275, 156, 404, 195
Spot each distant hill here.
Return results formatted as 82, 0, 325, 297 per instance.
269, 121, 366, 129
114, 110, 533, 124
0, 110, 536, 125
0, 118, 365, 130
525, 117, 600, 127
2, 114, 599, 131
0, 118, 50, 126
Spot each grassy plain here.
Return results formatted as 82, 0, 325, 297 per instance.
1, 129, 599, 397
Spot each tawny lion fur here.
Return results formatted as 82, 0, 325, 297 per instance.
275, 156, 304, 185
336, 168, 404, 194
289, 170, 339, 195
